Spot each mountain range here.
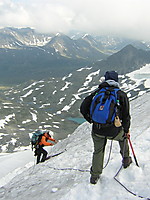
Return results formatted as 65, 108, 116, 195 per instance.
0, 27, 150, 153
0, 27, 150, 84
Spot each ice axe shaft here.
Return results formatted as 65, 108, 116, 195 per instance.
128, 137, 139, 167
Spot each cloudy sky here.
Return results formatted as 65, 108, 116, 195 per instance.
0, 0, 150, 41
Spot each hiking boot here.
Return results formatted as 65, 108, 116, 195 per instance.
122, 156, 132, 168
90, 175, 100, 184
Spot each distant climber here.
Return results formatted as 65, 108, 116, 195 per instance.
32, 130, 57, 164
80, 71, 132, 184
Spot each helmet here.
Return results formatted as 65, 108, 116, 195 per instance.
44, 131, 51, 138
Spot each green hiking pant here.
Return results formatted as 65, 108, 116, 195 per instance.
90, 129, 129, 176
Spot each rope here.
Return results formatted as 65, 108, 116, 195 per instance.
45, 165, 90, 172
114, 138, 150, 200
31, 138, 150, 199
103, 140, 113, 169
43, 140, 113, 173
114, 167, 150, 200
114, 176, 150, 199
42, 140, 113, 173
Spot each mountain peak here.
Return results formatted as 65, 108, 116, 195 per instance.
82, 33, 89, 38
121, 44, 137, 51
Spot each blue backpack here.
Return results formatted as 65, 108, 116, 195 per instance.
90, 87, 120, 125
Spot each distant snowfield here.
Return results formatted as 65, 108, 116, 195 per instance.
0, 92, 150, 200
127, 63, 150, 88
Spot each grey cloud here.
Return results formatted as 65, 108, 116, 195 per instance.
1, 0, 150, 41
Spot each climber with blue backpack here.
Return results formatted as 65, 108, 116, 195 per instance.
31, 130, 57, 164
80, 71, 132, 184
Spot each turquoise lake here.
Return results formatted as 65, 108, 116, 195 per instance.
67, 117, 86, 124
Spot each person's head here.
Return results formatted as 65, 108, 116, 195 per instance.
104, 71, 118, 82
44, 131, 51, 138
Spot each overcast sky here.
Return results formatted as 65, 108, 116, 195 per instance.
0, 0, 150, 41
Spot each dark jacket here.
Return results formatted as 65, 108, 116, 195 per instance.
80, 82, 131, 137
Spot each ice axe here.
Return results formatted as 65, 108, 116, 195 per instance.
128, 136, 139, 167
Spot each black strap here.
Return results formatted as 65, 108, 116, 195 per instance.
106, 99, 116, 123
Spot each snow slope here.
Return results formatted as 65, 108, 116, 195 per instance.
0, 150, 33, 187
0, 92, 150, 200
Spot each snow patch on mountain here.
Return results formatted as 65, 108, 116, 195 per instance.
0, 114, 15, 129
0, 65, 150, 153
127, 64, 150, 88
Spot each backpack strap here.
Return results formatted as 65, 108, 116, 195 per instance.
106, 99, 116, 123
37, 134, 43, 145
106, 88, 120, 124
